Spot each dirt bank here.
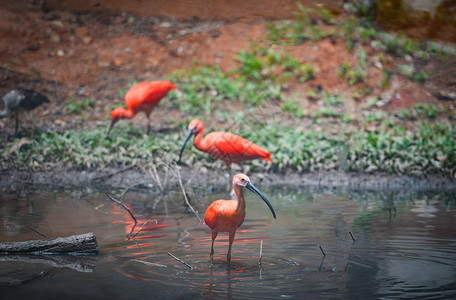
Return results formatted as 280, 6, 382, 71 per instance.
1, 167, 455, 192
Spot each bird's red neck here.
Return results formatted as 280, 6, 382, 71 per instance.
233, 185, 246, 214
192, 128, 207, 151
112, 107, 134, 120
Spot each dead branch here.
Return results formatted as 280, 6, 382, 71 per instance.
119, 180, 150, 201
140, 161, 170, 194
0, 232, 98, 255
349, 231, 356, 243
168, 162, 202, 223
26, 226, 47, 239
167, 251, 193, 270
130, 219, 158, 240
91, 165, 136, 182
319, 245, 326, 256
132, 259, 166, 268
106, 193, 138, 236
106, 192, 137, 224
259, 240, 263, 265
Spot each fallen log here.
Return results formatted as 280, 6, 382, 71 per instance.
0, 232, 99, 255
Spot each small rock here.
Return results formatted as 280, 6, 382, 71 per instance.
82, 36, 92, 44
211, 30, 221, 38
160, 22, 171, 28
51, 33, 60, 43
57, 49, 65, 56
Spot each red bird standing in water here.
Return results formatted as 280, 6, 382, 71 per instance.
205, 173, 276, 265
178, 119, 272, 168
107, 81, 176, 137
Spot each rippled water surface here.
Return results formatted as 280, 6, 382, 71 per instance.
1, 184, 455, 299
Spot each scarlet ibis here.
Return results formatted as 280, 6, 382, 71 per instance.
178, 119, 272, 167
0, 88, 50, 136
107, 81, 176, 137
205, 173, 276, 265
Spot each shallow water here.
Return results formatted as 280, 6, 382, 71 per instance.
1, 184, 455, 299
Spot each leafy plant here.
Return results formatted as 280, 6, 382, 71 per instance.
66, 97, 97, 114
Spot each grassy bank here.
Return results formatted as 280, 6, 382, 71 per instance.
1, 3, 455, 178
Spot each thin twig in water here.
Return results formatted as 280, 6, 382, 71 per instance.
119, 180, 150, 201
319, 255, 326, 271
141, 161, 169, 194
92, 165, 136, 181
319, 245, 326, 256
349, 231, 356, 243
259, 240, 264, 265
106, 193, 138, 236
169, 162, 202, 223
167, 251, 193, 270
130, 219, 158, 240
26, 226, 47, 239
94, 202, 108, 214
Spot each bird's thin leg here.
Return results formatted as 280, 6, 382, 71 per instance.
210, 230, 218, 265
227, 230, 236, 266
146, 113, 151, 135
14, 111, 19, 135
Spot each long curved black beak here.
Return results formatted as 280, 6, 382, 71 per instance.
246, 182, 276, 219
178, 129, 194, 163
106, 118, 118, 139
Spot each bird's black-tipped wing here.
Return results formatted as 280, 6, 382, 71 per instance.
17, 89, 50, 110
3, 89, 50, 113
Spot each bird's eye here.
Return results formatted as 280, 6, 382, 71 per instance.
241, 178, 245, 182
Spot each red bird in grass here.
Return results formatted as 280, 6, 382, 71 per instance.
107, 81, 176, 137
178, 119, 272, 168
205, 173, 276, 265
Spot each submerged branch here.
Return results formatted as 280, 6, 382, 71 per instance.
168, 162, 202, 223
106, 193, 138, 237
259, 240, 263, 265
349, 231, 356, 243
130, 219, 158, 240
106, 192, 137, 224
26, 226, 48, 239
119, 180, 150, 201
167, 251, 193, 270
319, 245, 326, 256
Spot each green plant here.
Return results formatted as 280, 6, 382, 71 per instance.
281, 98, 303, 117
342, 16, 357, 51
413, 71, 427, 82
359, 26, 377, 43
322, 92, 342, 106
66, 97, 97, 114
398, 64, 414, 78
380, 69, 392, 89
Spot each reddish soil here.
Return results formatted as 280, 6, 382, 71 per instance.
0, 0, 455, 137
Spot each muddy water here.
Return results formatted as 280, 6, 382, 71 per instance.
1, 185, 455, 299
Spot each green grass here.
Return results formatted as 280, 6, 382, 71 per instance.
266, 3, 335, 45
397, 103, 442, 120
66, 97, 97, 114
233, 44, 314, 84
3, 5, 456, 179
2, 117, 455, 176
